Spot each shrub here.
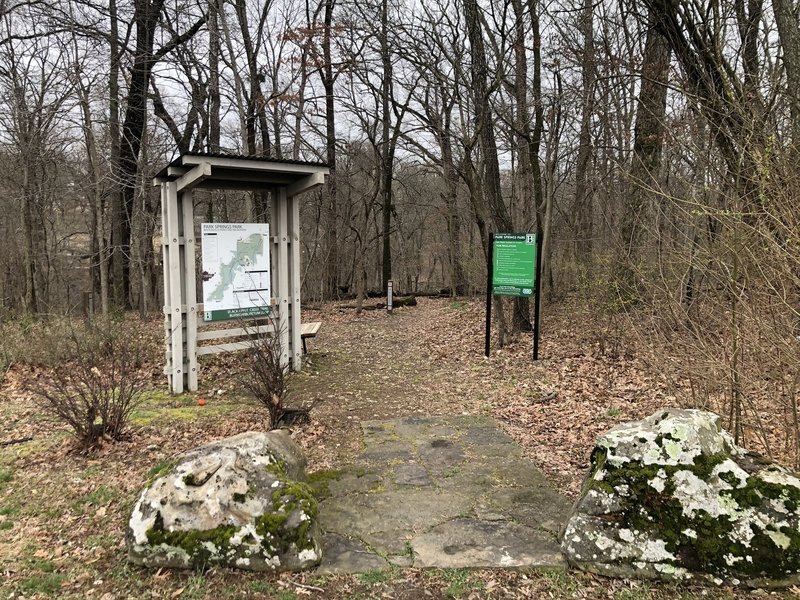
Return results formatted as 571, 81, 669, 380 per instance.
239, 316, 290, 430
28, 322, 146, 447
239, 315, 316, 429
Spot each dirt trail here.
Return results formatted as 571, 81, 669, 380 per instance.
294, 301, 472, 469
295, 297, 673, 497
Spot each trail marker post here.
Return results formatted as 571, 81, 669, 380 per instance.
387, 280, 393, 313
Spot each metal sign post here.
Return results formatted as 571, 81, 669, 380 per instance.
532, 231, 543, 360
484, 233, 494, 357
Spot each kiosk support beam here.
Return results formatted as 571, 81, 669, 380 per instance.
162, 182, 198, 394
288, 190, 302, 370
272, 188, 291, 370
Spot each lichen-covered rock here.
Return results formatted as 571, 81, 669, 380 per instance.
562, 409, 800, 587
127, 430, 321, 572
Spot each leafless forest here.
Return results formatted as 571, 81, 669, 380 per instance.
2, 0, 800, 459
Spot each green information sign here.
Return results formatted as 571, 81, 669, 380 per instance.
492, 233, 536, 297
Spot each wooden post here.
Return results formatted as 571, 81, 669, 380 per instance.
387, 280, 393, 312
181, 191, 198, 390
160, 183, 172, 386
164, 180, 184, 393
288, 190, 302, 370
272, 188, 290, 370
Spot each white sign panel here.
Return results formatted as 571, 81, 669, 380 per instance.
201, 223, 271, 321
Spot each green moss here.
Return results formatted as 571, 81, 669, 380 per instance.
232, 492, 246, 503
265, 457, 287, 478
586, 447, 800, 579
256, 478, 318, 553
306, 469, 341, 498
690, 452, 728, 480
144, 459, 179, 487
145, 512, 238, 570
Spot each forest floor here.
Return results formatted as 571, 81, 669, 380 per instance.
0, 297, 792, 599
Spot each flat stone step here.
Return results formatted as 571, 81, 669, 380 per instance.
315, 415, 570, 573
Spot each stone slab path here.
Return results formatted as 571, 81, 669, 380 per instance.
315, 415, 571, 573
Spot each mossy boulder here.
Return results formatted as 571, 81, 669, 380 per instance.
127, 430, 321, 572
562, 409, 800, 587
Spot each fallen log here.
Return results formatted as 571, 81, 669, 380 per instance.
1, 436, 32, 447
335, 296, 418, 310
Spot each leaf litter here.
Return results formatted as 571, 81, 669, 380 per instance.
0, 297, 781, 598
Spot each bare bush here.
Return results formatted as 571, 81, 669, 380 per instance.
239, 316, 290, 429
29, 323, 147, 447
239, 316, 315, 429
612, 147, 800, 468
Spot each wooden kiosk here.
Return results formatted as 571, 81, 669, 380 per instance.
154, 153, 329, 394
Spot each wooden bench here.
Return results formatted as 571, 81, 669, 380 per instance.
301, 321, 322, 354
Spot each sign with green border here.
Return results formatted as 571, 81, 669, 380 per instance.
201, 223, 271, 322
492, 233, 536, 297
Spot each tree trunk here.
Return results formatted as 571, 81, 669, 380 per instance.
574, 0, 595, 265
463, 0, 513, 235
509, 0, 533, 331
772, 0, 800, 145
234, 0, 272, 157
21, 163, 38, 313
208, 0, 221, 153
441, 126, 467, 295
617, 16, 670, 300
528, 0, 547, 297
322, 0, 339, 300
113, 0, 164, 309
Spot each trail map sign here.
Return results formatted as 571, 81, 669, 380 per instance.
492, 233, 536, 297
201, 223, 271, 322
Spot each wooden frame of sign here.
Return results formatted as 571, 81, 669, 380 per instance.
153, 153, 329, 394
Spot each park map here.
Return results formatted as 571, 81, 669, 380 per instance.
201, 223, 271, 322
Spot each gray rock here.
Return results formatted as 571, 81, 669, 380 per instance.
393, 463, 432, 486
562, 409, 800, 586
413, 518, 565, 568
127, 430, 321, 572
316, 533, 389, 574
320, 416, 573, 572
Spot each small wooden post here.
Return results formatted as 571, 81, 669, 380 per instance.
82, 291, 94, 320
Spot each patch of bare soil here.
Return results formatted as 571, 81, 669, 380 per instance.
0, 298, 775, 599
